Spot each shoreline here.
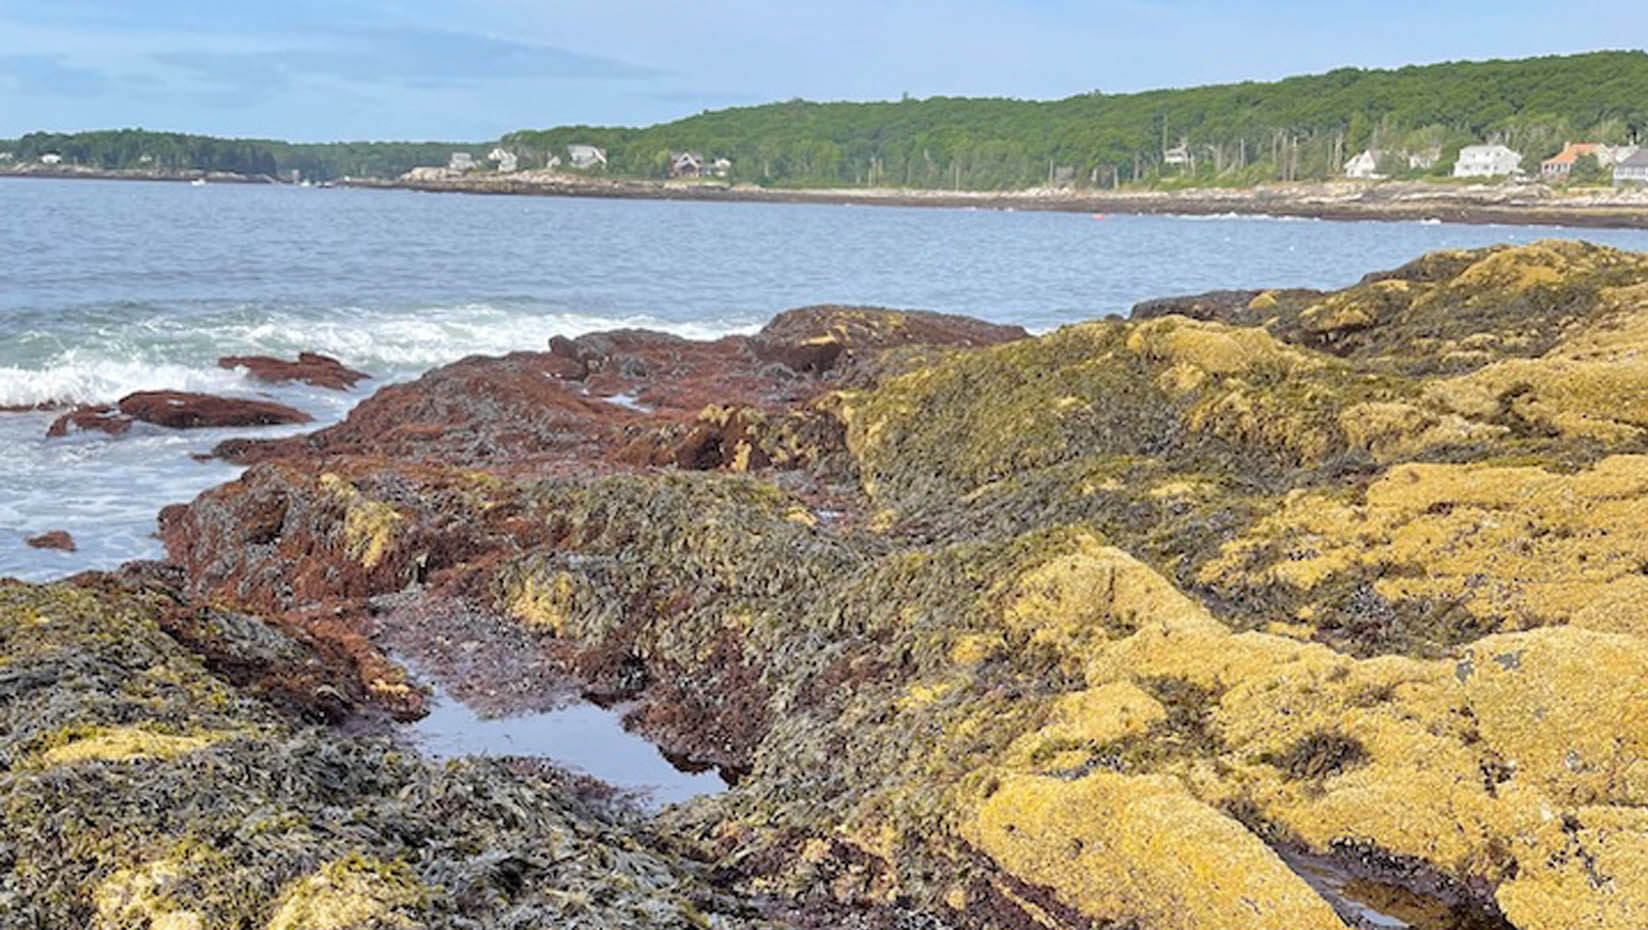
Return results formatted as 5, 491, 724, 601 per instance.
11, 162, 1648, 229
338, 173, 1648, 229
0, 164, 275, 184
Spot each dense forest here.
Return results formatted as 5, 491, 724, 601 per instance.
5, 51, 1647, 188
0, 129, 480, 182
504, 51, 1648, 188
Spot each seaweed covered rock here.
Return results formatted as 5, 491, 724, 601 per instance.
214, 305, 1024, 467
1199, 455, 1648, 653
219, 351, 372, 390
1138, 239, 1648, 375
118, 391, 313, 429
131, 248, 1648, 929
0, 581, 775, 929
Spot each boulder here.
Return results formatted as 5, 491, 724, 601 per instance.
45, 404, 132, 437
117, 391, 311, 429
24, 530, 76, 551
218, 352, 371, 390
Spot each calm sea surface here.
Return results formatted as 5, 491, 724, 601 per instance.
8, 176, 1648, 582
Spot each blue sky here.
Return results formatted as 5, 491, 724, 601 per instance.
1, 0, 1643, 142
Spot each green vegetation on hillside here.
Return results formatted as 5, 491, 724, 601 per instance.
504, 50, 1648, 188
4, 51, 1646, 188
0, 129, 481, 181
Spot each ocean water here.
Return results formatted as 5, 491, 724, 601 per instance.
7, 176, 1648, 582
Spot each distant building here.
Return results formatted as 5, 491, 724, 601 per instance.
487, 147, 518, 173
448, 152, 476, 171
1162, 143, 1190, 167
1343, 150, 1384, 179
545, 154, 562, 169
1599, 144, 1640, 168
1542, 142, 1602, 179
670, 151, 704, 178
1615, 148, 1648, 186
1453, 144, 1521, 178
0, 151, 12, 162
709, 157, 732, 178
567, 144, 607, 169
40, 152, 62, 165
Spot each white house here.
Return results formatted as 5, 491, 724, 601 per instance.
1453, 144, 1521, 178
709, 157, 732, 178
40, 152, 62, 165
448, 152, 476, 171
1162, 143, 1190, 167
1343, 150, 1384, 179
567, 144, 607, 169
1600, 145, 1641, 168
1615, 148, 1648, 186
487, 147, 518, 173
545, 154, 562, 169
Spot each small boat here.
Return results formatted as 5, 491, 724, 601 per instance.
190, 178, 206, 187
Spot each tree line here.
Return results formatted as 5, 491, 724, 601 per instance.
5, 51, 1647, 189
504, 50, 1648, 188
0, 129, 481, 182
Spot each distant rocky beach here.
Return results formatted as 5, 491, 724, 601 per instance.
10, 160, 1648, 229
344, 171, 1648, 229
11, 241, 1648, 927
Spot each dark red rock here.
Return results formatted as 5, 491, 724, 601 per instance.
117, 391, 312, 429
214, 306, 1024, 469
46, 405, 133, 437
25, 530, 76, 552
219, 352, 371, 390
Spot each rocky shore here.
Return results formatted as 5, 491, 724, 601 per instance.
10, 245, 1648, 927
344, 172, 1648, 229
0, 162, 274, 184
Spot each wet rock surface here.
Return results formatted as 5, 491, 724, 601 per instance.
24, 530, 76, 552
219, 351, 372, 390
45, 404, 133, 437
18, 249, 1648, 928
117, 390, 314, 429
46, 391, 314, 437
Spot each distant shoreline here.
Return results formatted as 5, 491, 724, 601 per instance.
0, 164, 274, 185
11, 164, 1648, 229
342, 174, 1648, 230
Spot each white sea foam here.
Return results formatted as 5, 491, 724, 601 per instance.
0, 356, 251, 407
0, 304, 761, 407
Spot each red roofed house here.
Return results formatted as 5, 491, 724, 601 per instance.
1542, 142, 1601, 179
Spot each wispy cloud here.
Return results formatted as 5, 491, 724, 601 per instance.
152, 27, 663, 97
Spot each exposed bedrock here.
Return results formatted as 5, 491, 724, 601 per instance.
26, 244, 1648, 928
218, 351, 372, 390
47, 391, 313, 437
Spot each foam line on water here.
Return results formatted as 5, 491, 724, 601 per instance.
0, 303, 762, 407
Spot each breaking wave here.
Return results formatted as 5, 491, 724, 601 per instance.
0, 302, 762, 407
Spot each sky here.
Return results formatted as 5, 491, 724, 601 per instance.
1, 0, 1644, 142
